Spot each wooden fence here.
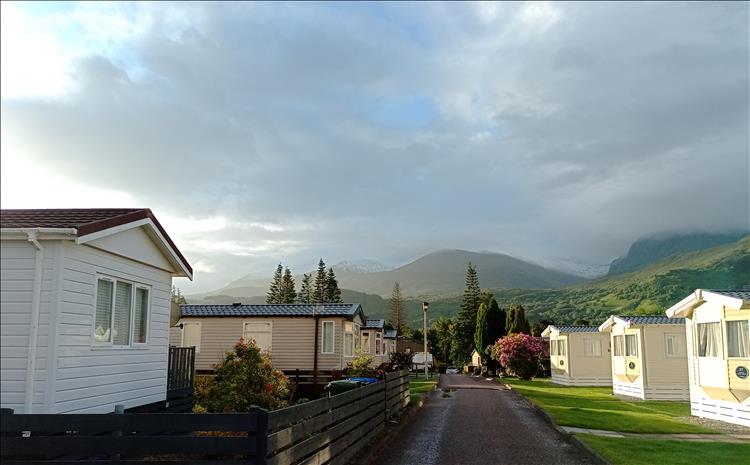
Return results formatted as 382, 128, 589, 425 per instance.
165, 346, 196, 413
0, 370, 411, 465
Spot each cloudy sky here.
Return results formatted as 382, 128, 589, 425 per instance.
2, 1, 748, 293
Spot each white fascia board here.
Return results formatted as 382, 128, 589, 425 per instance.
541, 325, 556, 337
598, 316, 616, 332
613, 316, 632, 328
0, 228, 77, 241
665, 290, 702, 318
76, 218, 193, 280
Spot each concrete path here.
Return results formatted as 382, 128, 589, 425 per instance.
561, 426, 750, 443
375, 374, 602, 465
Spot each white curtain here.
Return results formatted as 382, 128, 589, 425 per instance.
625, 335, 638, 356
133, 288, 149, 344
94, 279, 113, 342
113, 282, 132, 345
727, 320, 749, 358
698, 322, 722, 357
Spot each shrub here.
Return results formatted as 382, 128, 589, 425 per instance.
473, 367, 481, 375
193, 374, 216, 412
347, 351, 374, 377
480, 366, 488, 377
489, 333, 545, 380
389, 351, 414, 371
205, 339, 292, 411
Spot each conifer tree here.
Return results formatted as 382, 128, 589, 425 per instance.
476, 297, 505, 367
298, 273, 312, 304
456, 262, 481, 363
280, 267, 297, 304
325, 267, 343, 303
266, 263, 283, 304
312, 258, 327, 303
474, 302, 488, 356
506, 304, 531, 334
390, 282, 405, 335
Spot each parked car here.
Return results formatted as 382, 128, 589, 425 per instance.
446, 367, 460, 374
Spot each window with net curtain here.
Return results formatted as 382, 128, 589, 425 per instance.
343, 322, 354, 356
697, 322, 722, 357
613, 335, 624, 356
243, 321, 272, 351
361, 331, 371, 353
322, 321, 334, 354
94, 277, 149, 346
727, 320, 749, 358
625, 334, 638, 356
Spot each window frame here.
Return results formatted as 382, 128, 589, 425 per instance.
375, 332, 382, 355
343, 322, 354, 357
726, 319, 750, 359
664, 333, 681, 358
613, 335, 624, 357
625, 334, 638, 357
242, 320, 273, 352
361, 331, 371, 354
321, 320, 335, 354
696, 321, 723, 358
92, 275, 151, 348
583, 338, 602, 358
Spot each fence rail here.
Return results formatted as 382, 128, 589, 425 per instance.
0, 370, 411, 465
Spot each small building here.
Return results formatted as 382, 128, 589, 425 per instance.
542, 325, 612, 386
471, 349, 482, 368
361, 319, 388, 366
598, 315, 688, 400
0, 208, 193, 413
171, 303, 371, 373
665, 289, 749, 427
383, 329, 397, 357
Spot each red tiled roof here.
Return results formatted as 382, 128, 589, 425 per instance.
1, 208, 192, 276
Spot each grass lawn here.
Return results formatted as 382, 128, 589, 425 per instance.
502, 378, 714, 434
409, 378, 438, 404
578, 434, 750, 465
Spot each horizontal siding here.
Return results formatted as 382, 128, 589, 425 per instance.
690, 393, 750, 427
52, 243, 173, 413
175, 316, 350, 372
643, 326, 689, 388
613, 379, 645, 399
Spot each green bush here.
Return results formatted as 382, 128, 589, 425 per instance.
199, 339, 292, 412
348, 351, 375, 377
389, 351, 414, 371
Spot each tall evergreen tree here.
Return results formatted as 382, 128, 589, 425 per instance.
390, 282, 405, 335
266, 263, 283, 304
298, 273, 312, 304
325, 267, 343, 303
476, 297, 505, 368
474, 302, 489, 356
280, 267, 297, 304
456, 262, 481, 363
311, 258, 327, 303
506, 304, 531, 334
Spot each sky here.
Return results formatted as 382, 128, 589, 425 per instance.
1, 1, 748, 293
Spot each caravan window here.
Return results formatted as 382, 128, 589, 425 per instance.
727, 320, 749, 358
697, 322, 722, 358
94, 276, 150, 346
243, 321, 272, 351
584, 339, 602, 357
613, 335, 624, 356
625, 334, 638, 357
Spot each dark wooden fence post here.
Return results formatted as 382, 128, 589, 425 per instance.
255, 407, 269, 465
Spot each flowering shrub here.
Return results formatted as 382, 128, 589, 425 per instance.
200, 339, 292, 412
489, 333, 545, 380
347, 350, 375, 377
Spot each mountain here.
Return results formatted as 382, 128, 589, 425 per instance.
608, 231, 747, 275
332, 259, 391, 274
333, 250, 586, 296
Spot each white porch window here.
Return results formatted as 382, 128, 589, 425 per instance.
664, 334, 682, 358
321, 321, 335, 354
243, 321, 272, 351
697, 322, 722, 358
727, 320, 749, 358
583, 339, 601, 357
613, 335, 624, 356
558, 339, 566, 356
361, 331, 371, 353
94, 276, 150, 346
181, 321, 201, 353
375, 333, 382, 355
625, 334, 638, 357
550, 340, 557, 356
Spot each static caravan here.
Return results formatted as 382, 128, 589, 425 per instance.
598, 315, 689, 400
470, 349, 482, 368
0, 209, 193, 413
383, 329, 397, 356
666, 289, 750, 427
542, 325, 612, 386
361, 319, 388, 366
171, 303, 369, 372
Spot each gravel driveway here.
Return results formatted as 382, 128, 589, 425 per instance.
375, 374, 603, 465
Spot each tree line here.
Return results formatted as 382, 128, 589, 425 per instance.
266, 258, 343, 304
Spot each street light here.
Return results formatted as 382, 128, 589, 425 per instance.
423, 301, 429, 379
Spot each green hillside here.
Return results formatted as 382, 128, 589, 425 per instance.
365, 236, 750, 328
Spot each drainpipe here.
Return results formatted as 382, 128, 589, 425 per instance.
313, 315, 319, 387
24, 230, 44, 414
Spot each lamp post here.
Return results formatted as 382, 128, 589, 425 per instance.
423, 301, 429, 379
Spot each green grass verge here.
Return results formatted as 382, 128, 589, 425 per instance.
503, 378, 715, 434
577, 434, 750, 465
409, 378, 438, 404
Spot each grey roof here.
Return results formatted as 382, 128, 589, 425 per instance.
618, 315, 684, 325
180, 303, 362, 318
384, 329, 397, 338
364, 319, 385, 329
706, 289, 750, 301
553, 325, 600, 333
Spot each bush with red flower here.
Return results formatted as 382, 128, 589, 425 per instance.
195, 338, 292, 412
489, 333, 545, 380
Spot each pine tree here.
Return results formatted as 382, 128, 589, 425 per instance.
171, 285, 186, 304
266, 263, 283, 304
311, 258, 327, 303
280, 267, 297, 304
390, 282, 405, 335
456, 262, 481, 364
325, 267, 343, 303
298, 273, 312, 304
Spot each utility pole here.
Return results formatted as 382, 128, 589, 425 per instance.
423, 301, 429, 379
